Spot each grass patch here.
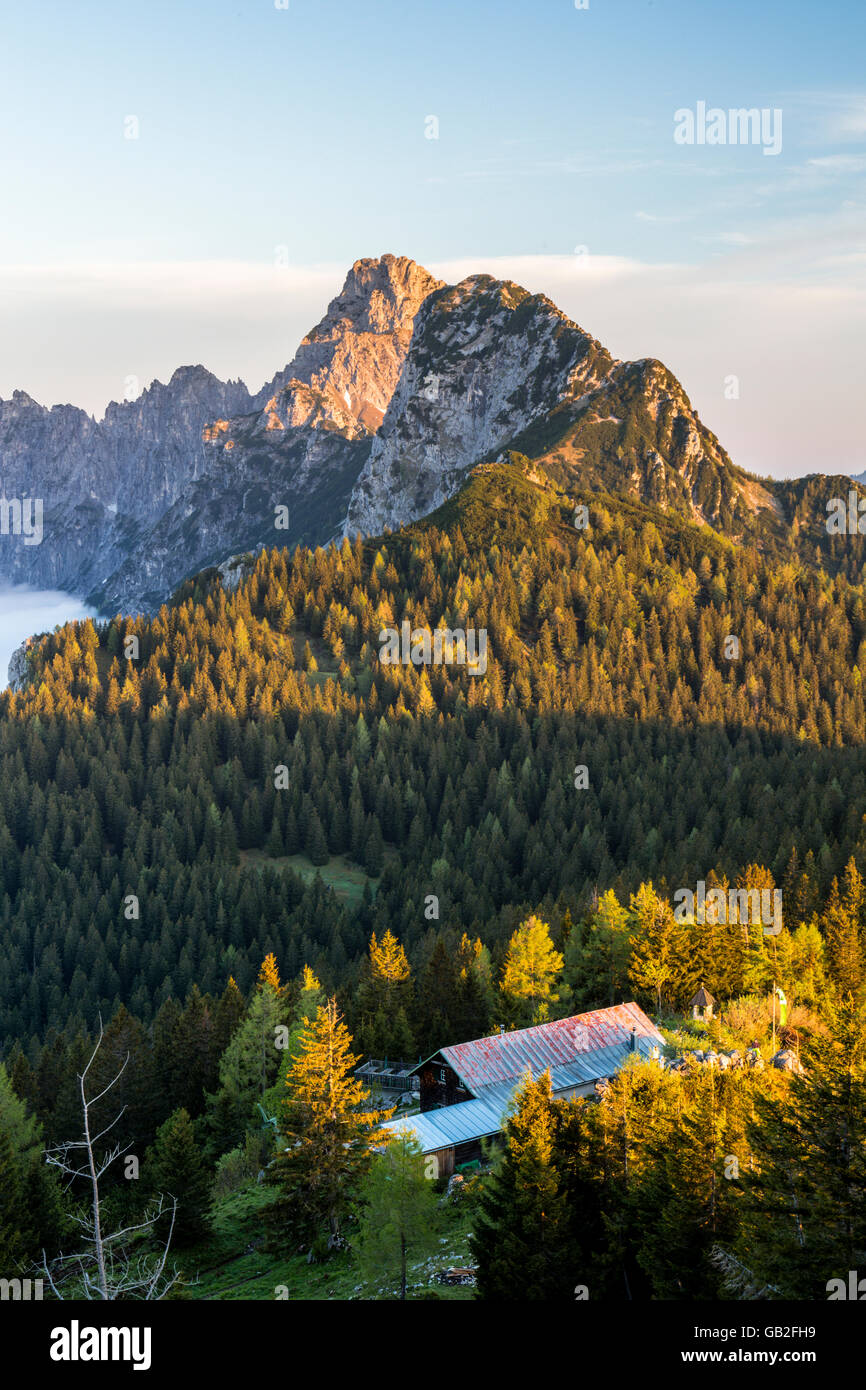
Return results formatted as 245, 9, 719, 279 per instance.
240, 849, 384, 903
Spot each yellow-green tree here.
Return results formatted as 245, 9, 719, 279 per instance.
355, 1131, 441, 1299
355, 929, 414, 1055
257, 951, 283, 995
267, 999, 387, 1249
500, 915, 564, 1027
628, 882, 685, 1016
733, 997, 866, 1296
262, 964, 327, 1118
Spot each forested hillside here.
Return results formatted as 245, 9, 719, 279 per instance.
1, 453, 865, 1301
1, 455, 865, 1043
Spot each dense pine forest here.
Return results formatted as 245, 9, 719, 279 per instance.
1, 455, 864, 1300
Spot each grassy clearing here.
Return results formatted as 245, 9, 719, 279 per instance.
241, 846, 400, 902
175, 1183, 476, 1301
240, 849, 381, 904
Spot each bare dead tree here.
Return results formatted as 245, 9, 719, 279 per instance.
708, 1245, 779, 1300
40, 1016, 182, 1300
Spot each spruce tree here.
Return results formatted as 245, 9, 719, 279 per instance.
205, 965, 289, 1150
147, 1107, 212, 1246
364, 817, 385, 877
415, 939, 458, 1055
735, 997, 866, 1296
305, 810, 329, 867
636, 1068, 739, 1298
0, 1126, 25, 1270
471, 1071, 570, 1299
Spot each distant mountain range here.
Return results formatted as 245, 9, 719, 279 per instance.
0, 253, 863, 614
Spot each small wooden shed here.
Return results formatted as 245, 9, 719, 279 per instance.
691, 986, 716, 1022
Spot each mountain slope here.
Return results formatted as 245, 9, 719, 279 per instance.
10, 451, 866, 752
0, 256, 443, 613
345, 274, 613, 531
6, 449, 866, 1048
344, 277, 786, 552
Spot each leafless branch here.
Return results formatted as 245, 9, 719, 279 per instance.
42, 1020, 180, 1300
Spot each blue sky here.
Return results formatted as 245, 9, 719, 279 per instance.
1, 0, 864, 477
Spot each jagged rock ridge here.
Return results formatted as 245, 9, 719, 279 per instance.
0, 256, 442, 612
0, 252, 852, 614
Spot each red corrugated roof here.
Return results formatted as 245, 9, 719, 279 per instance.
439, 1002, 663, 1094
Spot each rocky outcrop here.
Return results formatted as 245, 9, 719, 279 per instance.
94, 256, 441, 612
7, 635, 38, 692
343, 277, 781, 543
345, 275, 614, 533
96, 424, 371, 613
215, 551, 257, 595
0, 368, 253, 602
253, 254, 445, 433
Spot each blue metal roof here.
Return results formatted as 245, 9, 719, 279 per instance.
381, 1095, 508, 1153
387, 1005, 666, 1154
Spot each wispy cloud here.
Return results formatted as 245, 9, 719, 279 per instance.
807, 154, 866, 172
780, 90, 866, 143
698, 231, 755, 246
635, 210, 693, 224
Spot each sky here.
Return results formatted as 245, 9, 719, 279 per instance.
0, 0, 864, 479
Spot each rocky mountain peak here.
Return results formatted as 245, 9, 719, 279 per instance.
6, 389, 40, 411
320, 254, 445, 338
345, 270, 613, 534
167, 364, 223, 390
253, 254, 444, 434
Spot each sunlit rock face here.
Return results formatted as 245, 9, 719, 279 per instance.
343, 274, 765, 542
96, 256, 444, 613
345, 275, 614, 534
7, 637, 32, 692
254, 253, 446, 434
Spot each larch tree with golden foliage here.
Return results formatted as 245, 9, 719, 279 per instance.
257, 952, 284, 995
267, 998, 389, 1252
500, 915, 564, 1028
261, 964, 327, 1117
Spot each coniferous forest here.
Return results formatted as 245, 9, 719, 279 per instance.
0, 458, 864, 1308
